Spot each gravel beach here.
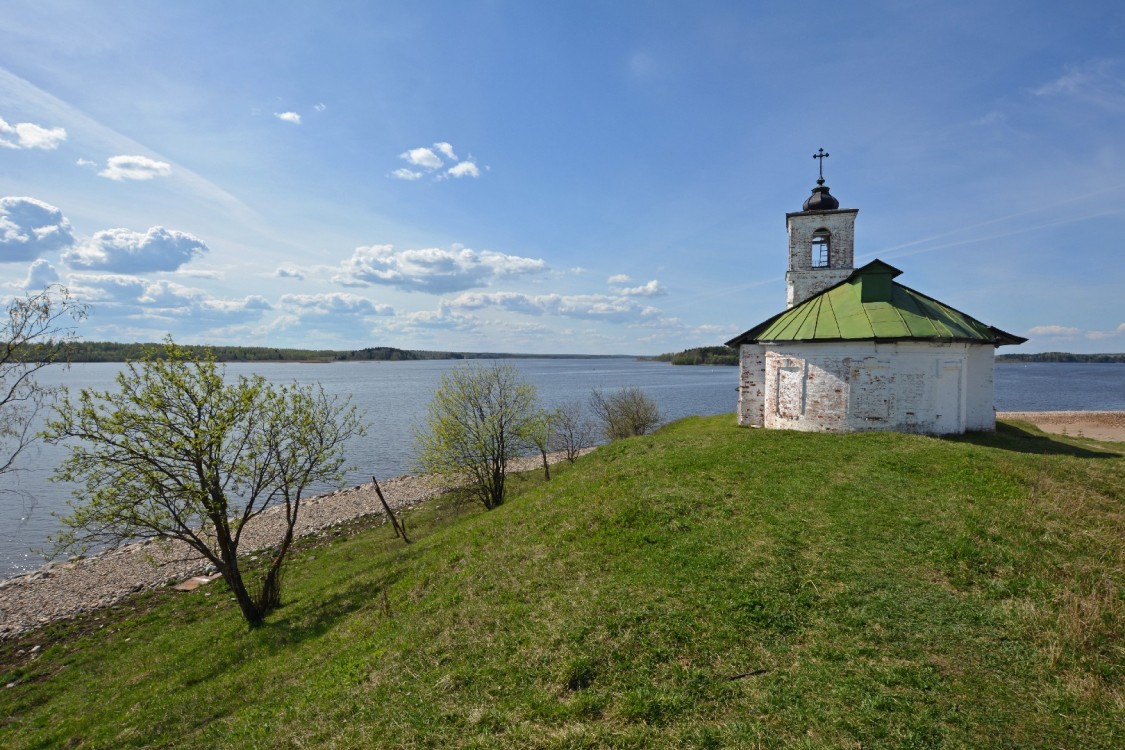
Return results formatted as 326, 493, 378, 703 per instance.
0, 452, 578, 639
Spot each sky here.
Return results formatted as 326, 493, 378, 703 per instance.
1, 1, 1123, 355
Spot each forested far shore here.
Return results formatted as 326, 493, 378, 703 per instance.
653, 345, 739, 366
996, 352, 1125, 363
654, 347, 1125, 366
22, 342, 633, 363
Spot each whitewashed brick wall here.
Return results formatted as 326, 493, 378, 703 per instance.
737, 341, 997, 434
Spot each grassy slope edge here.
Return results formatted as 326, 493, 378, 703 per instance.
1, 416, 1122, 749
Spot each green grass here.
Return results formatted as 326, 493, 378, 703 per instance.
2, 416, 1122, 749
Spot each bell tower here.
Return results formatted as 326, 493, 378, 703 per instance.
785, 149, 858, 307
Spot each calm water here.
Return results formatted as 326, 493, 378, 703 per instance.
0, 358, 738, 576
1, 359, 1120, 577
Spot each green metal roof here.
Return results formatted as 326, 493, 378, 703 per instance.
726, 260, 1026, 347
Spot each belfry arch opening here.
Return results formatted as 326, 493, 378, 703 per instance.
811, 228, 831, 268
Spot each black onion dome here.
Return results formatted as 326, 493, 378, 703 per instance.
802, 179, 840, 211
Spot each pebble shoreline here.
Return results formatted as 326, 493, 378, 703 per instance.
0, 453, 575, 639
4, 410, 1121, 641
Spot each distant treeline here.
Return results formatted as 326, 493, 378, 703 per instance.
24, 342, 627, 363
654, 345, 739, 366
996, 352, 1125, 364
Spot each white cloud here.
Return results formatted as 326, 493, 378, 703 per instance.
269, 292, 395, 340
63, 226, 208, 273
333, 244, 547, 293
391, 168, 424, 181
98, 155, 172, 181
69, 274, 273, 327
279, 292, 393, 317
177, 269, 223, 280
275, 111, 302, 124
400, 147, 443, 169
618, 279, 667, 297
314, 103, 327, 112
608, 274, 632, 284
22, 259, 59, 289
394, 142, 485, 182
76, 158, 97, 168
1028, 325, 1082, 336
433, 142, 457, 161
0, 196, 76, 261
0, 116, 66, 150
1084, 323, 1125, 340
444, 291, 655, 322
274, 266, 305, 280
447, 160, 480, 178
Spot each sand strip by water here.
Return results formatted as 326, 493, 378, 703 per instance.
997, 411, 1125, 442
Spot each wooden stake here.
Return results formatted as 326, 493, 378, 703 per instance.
373, 475, 411, 544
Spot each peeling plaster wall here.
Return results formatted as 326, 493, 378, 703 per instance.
736, 344, 767, 426
737, 341, 997, 434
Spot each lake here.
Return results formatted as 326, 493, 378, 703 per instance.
1, 359, 1121, 577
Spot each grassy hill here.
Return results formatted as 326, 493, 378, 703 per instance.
2, 416, 1122, 748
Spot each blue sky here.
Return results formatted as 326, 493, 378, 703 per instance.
1, 1, 1123, 355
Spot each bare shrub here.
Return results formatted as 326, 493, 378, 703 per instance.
589, 387, 662, 441
552, 400, 595, 463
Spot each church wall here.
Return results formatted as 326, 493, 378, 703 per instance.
964, 345, 997, 431
736, 344, 767, 426
752, 341, 993, 434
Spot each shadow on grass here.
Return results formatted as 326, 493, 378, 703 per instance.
947, 421, 1123, 459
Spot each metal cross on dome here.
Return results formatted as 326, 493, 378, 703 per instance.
813, 148, 830, 181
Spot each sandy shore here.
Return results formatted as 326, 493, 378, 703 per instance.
997, 411, 1125, 442
0, 452, 581, 639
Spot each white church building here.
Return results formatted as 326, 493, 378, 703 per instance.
726, 155, 1025, 435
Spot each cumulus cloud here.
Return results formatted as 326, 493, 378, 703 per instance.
333, 244, 547, 293
617, 279, 666, 297
275, 111, 302, 124
98, 155, 172, 181
177, 269, 223, 280
76, 158, 97, 168
0, 196, 76, 261
63, 226, 209, 273
391, 168, 424, 181
444, 291, 655, 321
314, 103, 327, 112
608, 274, 632, 284
69, 273, 272, 326
268, 292, 395, 339
274, 266, 305, 280
22, 259, 60, 289
393, 142, 483, 181
0, 116, 67, 150
400, 147, 443, 169
433, 142, 457, 161
1028, 325, 1082, 336
279, 292, 393, 317
446, 160, 480, 178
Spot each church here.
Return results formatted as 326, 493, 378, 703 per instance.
725, 151, 1025, 435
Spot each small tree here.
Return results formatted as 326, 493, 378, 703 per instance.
46, 340, 363, 626
1, 286, 86, 490
552, 400, 594, 463
415, 363, 538, 509
523, 408, 556, 481
590, 386, 662, 441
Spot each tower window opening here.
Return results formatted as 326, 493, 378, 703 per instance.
811, 229, 831, 268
